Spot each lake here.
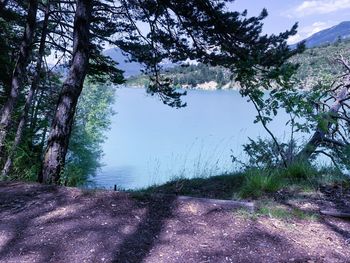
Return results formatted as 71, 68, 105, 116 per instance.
92, 87, 294, 190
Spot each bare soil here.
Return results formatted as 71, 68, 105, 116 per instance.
0, 181, 349, 263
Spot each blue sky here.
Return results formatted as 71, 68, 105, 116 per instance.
229, 0, 350, 43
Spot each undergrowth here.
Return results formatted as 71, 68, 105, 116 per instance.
133, 162, 349, 200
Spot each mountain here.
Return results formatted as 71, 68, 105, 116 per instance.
128, 37, 350, 90
103, 48, 176, 78
103, 48, 143, 77
300, 21, 350, 48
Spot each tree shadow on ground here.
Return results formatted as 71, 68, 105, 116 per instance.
1, 181, 349, 262
112, 195, 176, 262
278, 192, 350, 240
0, 182, 177, 263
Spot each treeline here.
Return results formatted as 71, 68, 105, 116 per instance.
0, 0, 302, 186
171, 64, 231, 88
128, 63, 232, 88
129, 39, 350, 90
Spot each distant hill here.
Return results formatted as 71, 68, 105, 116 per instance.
298, 21, 350, 48
103, 48, 143, 77
109, 21, 350, 89
127, 38, 350, 90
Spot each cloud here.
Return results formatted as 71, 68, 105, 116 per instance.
288, 34, 303, 44
288, 0, 350, 17
287, 21, 334, 44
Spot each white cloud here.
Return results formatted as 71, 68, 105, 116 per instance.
287, 21, 334, 44
292, 0, 350, 16
304, 21, 330, 36
288, 34, 303, 44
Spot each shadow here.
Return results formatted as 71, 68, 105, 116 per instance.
1, 181, 348, 262
277, 191, 350, 240
0, 182, 177, 263
0, 182, 66, 262
112, 195, 176, 263
321, 217, 350, 239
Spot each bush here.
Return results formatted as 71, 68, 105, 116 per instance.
239, 169, 285, 199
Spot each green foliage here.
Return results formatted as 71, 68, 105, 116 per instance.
280, 162, 318, 181
6, 141, 40, 181
291, 39, 350, 88
135, 163, 348, 201
61, 80, 116, 186
239, 169, 285, 199
239, 138, 285, 168
128, 63, 231, 89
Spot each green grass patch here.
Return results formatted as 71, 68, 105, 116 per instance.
257, 204, 319, 221
280, 162, 318, 181
239, 169, 285, 199
234, 202, 319, 221
131, 162, 349, 201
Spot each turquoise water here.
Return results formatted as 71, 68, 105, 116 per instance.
93, 87, 293, 189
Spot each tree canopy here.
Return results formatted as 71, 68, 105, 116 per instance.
0, 0, 304, 184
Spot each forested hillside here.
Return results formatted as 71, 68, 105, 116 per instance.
291, 38, 350, 88
128, 38, 350, 90
127, 63, 233, 90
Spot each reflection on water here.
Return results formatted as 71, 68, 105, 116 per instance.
92, 87, 293, 190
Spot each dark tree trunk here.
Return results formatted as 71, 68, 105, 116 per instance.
1, 2, 50, 178
40, 0, 92, 184
0, 0, 38, 158
295, 87, 348, 161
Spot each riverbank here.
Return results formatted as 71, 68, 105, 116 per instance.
0, 180, 349, 262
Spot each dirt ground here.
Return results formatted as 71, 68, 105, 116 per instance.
0, 182, 349, 263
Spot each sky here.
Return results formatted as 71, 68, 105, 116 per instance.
228, 0, 350, 44
48, 0, 350, 63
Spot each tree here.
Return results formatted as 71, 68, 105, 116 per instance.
39, 0, 302, 184
62, 80, 115, 186
0, 0, 38, 157
1, 0, 50, 177
294, 57, 350, 167
40, 0, 93, 184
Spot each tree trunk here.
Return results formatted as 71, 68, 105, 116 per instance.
40, 0, 92, 184
0, 0, 38, 158
1, 2, 50, 178
295, 87, 348, 161
29, 88, 44, 143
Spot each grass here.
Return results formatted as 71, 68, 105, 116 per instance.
129, 162, 349, 221
257, 204, 319, 221
132, 162, 349, 201
279, 162, 318, 181
238, 169, 285, 199
234, 202, 319, 221
134, 172, 245, 199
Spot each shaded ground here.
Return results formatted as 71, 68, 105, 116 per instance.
0, 182, 349, 263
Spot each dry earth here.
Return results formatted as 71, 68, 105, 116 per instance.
0, 182, 349, 263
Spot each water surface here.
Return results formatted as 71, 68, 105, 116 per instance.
93, 87, 292, 189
